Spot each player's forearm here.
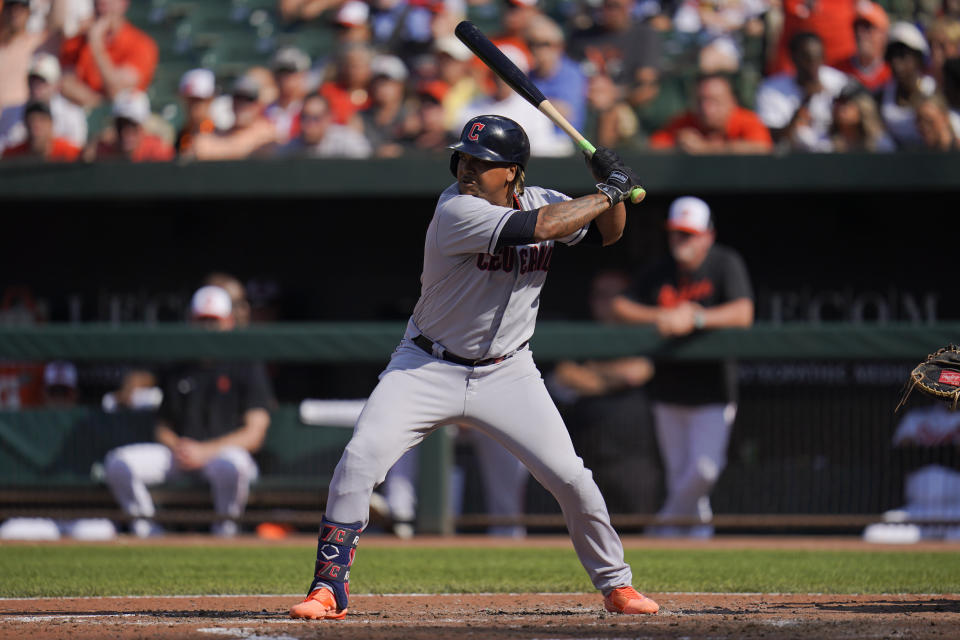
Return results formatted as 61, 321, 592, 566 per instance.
699, 297, 754, 329
203, 409, 270, 454
533, 193, 612, 242
609, 295, 662, 325
593, 202, 625, 246
155, 423, 180, 449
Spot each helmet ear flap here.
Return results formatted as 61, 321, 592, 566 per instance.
449, 151, 459, 178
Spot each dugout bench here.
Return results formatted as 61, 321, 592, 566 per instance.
0, 405, 453, 533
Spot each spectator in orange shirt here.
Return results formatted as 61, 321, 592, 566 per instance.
175, 68, 217, 156
769, 0, 857, 75
835, 1, 891, 92
320, 43, 373, 126
91, 89, 173, 162
649, 73, 773, 154
2, 100, 80, 160
59, 0, 158, 108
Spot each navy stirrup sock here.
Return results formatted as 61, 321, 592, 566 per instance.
307, 516, 362, 611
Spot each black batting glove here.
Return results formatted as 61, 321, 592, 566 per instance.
587, 146, 623, 182
596, 165, 638, 205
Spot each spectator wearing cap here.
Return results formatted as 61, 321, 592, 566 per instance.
319, 43, 373, 126
360, 54, 411, 157
0, 0, 46, 112
567, 0, 662, 109
192, 74, 279, 161
928, 17, 960, 91
42, 360, 79, 407
59, 0, 158, 108
397, 80, 454, 151
879, 21, 936, 149
835, 1, 891, 92
768, 0, 857, 75
1, 51, 86, 151
672, 0, 766, 74
608, 196, 754, 539
457, 43, 572, 156
175, 68, 216, 156
914, 93, 959, 151
90, 89, 173, 162
525, 14, 586, 132
2, 100, 80, 160
266, 46, 312, 143
103, 285, 275, 538
335, 0, 372, 45
755, 31, 851, 150
821, 82, 894, 152
278, 93, 372, 158
650, 73, 773, 154
434, 36, 481, 132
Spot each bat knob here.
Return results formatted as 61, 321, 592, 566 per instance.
630, 187, 646, 204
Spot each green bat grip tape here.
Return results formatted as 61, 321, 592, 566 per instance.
578, 140, 645, 204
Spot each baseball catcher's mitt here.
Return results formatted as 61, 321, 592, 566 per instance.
896, 344, 960, 412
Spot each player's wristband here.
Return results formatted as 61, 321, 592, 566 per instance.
694, 311, 706, 330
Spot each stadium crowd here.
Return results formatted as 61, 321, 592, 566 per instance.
1, 0, 959, 162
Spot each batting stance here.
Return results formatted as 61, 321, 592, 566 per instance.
290, 115, 658, 619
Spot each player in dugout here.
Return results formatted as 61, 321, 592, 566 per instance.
289, 115, 660, 621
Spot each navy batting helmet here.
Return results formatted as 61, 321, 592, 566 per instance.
449, 114, 530, 177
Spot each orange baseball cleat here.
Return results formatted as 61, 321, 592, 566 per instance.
603, 586, 660, 615
289, 587, 347, 620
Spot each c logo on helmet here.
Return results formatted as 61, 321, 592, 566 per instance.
468, 122, 485, 141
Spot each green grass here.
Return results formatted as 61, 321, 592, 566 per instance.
1, 546, 958, 597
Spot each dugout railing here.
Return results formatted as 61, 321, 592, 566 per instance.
1, 322, 956, 535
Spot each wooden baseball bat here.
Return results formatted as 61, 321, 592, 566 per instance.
454, 20, 645, 204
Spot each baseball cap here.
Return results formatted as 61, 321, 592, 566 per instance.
112, 89, 151, 124
336, 0, 369, 27
29, 53, 61, 84
854, 1, 889, 32
887, 21, 930, 56
44, 361, 78, 389
272, 46, 311, 73
370, 54, 408, 81
231, 74, 261, 101
435, 36, 472, 61
190, 285, 233, 320
179, 68, 215, 99
666, 196, 713, 234
506, 0, 538, 7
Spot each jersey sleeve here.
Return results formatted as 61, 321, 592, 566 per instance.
241, 362, 276, 413
720, 249, 754, 302
435, 194, 517, 256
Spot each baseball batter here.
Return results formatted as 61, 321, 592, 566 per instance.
290, 115, 658, 620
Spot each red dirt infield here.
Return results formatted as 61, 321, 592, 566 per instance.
2, 536, 959, 639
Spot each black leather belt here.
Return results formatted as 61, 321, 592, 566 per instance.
412, 334, 527, 367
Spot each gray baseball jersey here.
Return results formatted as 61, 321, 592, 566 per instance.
318, 180, 634, 599
412, 183, 588, 360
